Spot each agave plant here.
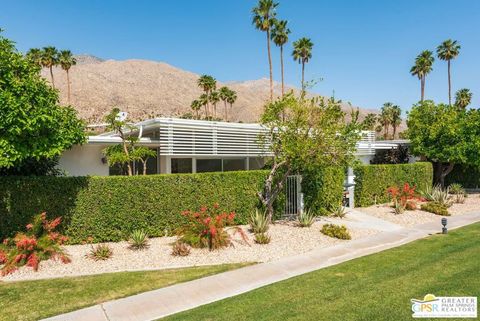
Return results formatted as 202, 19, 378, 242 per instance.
330, 205, 347, 219
297, 209, 316, 227
427, 185, 453, 208
393, 200, 405, 215
254, 232, 271, 244
128, 229, 149, 250
249, 209, 269, 234
448, 183, 466, 203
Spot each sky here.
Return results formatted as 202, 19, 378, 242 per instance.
1, 0, 479, 112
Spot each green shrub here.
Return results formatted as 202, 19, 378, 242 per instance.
128, 229, 149, 250
354, 162, 433, 207
87, 244, 113, 261
297, 209, 316, 227
0, 171, 271, 244
421, 202, 450, 216
249, 209, 269, 234
302, 166, 345, 215
254, 232, 271, 244
320, 224, 351, 240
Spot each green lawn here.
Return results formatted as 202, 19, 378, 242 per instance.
164, 223, 480, 321
0, 263, 251, 321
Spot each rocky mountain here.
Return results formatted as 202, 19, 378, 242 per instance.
41, 55, 378, 124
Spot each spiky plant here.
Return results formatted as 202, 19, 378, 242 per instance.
254, 233, 271, 244
128, 229, 149, 250
171, 241, 191, 256
297, 208, 316, 227
330, 205, 347, 219
249, 209, 269, 234
87, 244, 113, 261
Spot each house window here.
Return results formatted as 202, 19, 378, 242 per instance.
196, 159, 222, 173
171, 158, 192, 173
223, 158, 246, 171
249, 157, 266, 170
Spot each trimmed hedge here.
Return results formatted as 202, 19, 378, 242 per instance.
0, 171, 270, 243
354, 162, 433, 207
302, 166, 345, 215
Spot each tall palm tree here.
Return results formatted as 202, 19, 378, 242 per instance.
198, 93, 209, 119
380, 102, 394, 140
252, 0, 278, 101
292, 37, 313, 92
41, 46, 59, 88
390, 105, 402, 139
209, 91, 220, 118
410, 50, 434, 102
25, 48, 43, 68
437, 39, 461, 105
197, 75, 217, 118
271, 19, 290, 97
58, 50, 77, 104
190, 99, 202, 119
219, 86, 230, 121
454, 88, 472, 109
226, 89, 237, 119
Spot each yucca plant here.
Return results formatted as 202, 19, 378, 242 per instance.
254, 233, 271, 244
393, 200, 405, 215
249, 209, 269, 234
426, 185, 453, 208
297, 209, 316, 227
128, 229, 149, 250
330, 205, 347, 219
448, 183, 466, 203
87, 244, 113, 261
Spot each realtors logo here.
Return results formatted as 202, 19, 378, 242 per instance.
411, 294, 477, 318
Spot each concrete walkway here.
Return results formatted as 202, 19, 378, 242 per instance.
43, 211, 480, 321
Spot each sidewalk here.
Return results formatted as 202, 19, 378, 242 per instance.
43, 211, 480, 321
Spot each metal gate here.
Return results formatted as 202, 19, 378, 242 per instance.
284, 175, 303, 217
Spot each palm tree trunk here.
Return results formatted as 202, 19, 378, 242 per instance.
448, 60, 451, 105
49, 66, 55, 89
280, 45, 284, 97
196, 109, 199, 120
224, 101, 228, 121
267, 29, 273, 101
420, 76, 425, 102
142, 160, 147, 175
66, 69, 71, 103
301, 61, 305, 92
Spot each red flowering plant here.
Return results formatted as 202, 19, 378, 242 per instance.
387, 183, 417, 211
176, 203, 248, 251
0, 212, 70, 276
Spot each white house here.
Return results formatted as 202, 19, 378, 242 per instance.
58, 117, 406, 176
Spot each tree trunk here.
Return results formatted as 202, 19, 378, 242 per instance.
224, 101, 228, 121
393, 125, 397, 139
196, 109, 199, 120
49, 66, 55, 89
301, 60, 305, 92
142, 159, 147, 175
229, 103, 233, 120
257, 160, 290, 223
420, 76, 425, 102
280, 45, 284, 97
119, 130, 132, 176
66, 69, 71, 104
267, 29, 273, 101
448, 60, 451, 106
433, 161, 454, 186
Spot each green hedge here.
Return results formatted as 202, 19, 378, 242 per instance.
445, 165, 480, 188
0, 171, 270, 243
302, 166, 345, 215
354, 162, 433, 207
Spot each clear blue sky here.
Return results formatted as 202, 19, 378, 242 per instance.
1, 0, 479, 111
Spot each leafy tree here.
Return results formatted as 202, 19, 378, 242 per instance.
59, 50, 76, 103
454, 88, 472, 109
271, 19, 290, 97
131, 146, 156, 175
361, 113, 378, 131
197, 75, 216, 118
410, 50, 434, 102
41, 46, 59, 88
25, 48, 42, 68
0, 31, 85, 170
407, 100, 480, 185
258, 94, 359, 221
437, 39, 461, 105
252, 0, 278, 101
292, 37, 313, 92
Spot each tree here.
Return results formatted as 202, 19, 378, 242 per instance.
197, 75, 216, 118
390, 105, 402, 139
190, 99, 202, 119
454, 88, 472, 109
437, 39, 461, 105
104, 108, 135, 176
198, 93, 209, 119
271, 19, 290, 97
361, 113, 378, 131
258, 94, 359, 221
41, 46, 59, 88
252, 0, 278, 101
25, 48, 42, 68
0, 32, 85, 170
59, 50, 76, 104
225, 89, 237, 120
407, 100, 480, 186
209, 91, 220, 119
131, 146, 156, 175
219, 86, 231, 121
380, 103, 394, 139
410, 50, 434, 102
292, 37, 313, 92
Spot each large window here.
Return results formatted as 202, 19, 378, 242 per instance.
196, 159, 222, 173
223, 158, 246, 171
171, 158, 192, 173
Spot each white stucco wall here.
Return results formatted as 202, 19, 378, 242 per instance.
58, 145, 109, 176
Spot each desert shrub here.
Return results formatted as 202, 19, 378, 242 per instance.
424, 185, 453, 208
405, 200, 417, 210
320, 224, 351, 240
249, 209, 269, 234
176, 204, 247, 251
421, 202, 450, 216
448, 183, 466, 204
302, 166, 345, 215
393, 200, 405, 214
387, 182, 417, 213
354, 162, 433, 207
171, 241, 191, 256
254, 233, 271, 244
297, 209, 316, 227
87, 244, 113, 261
128, 229, 149, 250
330, 205, 347, 219
0, 213, 70, 275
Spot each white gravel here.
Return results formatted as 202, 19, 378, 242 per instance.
1, 221, 378, 282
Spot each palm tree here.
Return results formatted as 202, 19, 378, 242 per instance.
380, 102, 394, 140
361, 113, 378, 131
271, 19, 290, 97
25, 48, 43, 68
390, 105, 402, 139
198, 93, 209, 119
455, 88, 472, 109
252, 0, 278, 101
59, 50, 77, 104
219, 86, 231, 121
190, 99, 202, 119
292, 37, 313, 92
41, 46, 59, 88
197, 75, 216, 118
437, 39, 461, 105
210, 91, 220, 118
226, 89, 237, 119
410, 50, 434, 102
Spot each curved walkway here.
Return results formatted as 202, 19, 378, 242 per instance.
43, 211, 480, 321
